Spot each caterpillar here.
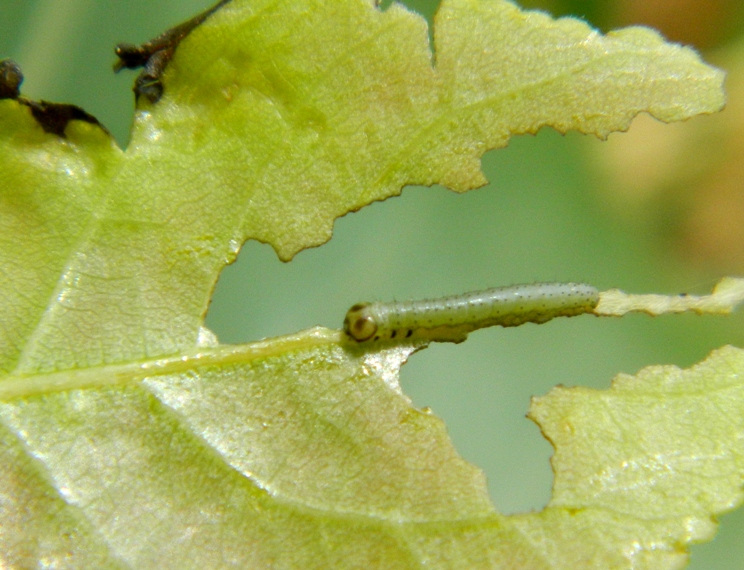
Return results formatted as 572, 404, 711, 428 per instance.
344, 282, 599, 343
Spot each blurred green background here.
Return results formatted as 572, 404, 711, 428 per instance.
2, 0, 744, 567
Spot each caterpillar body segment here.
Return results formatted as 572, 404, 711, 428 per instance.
343, 283, 599, 343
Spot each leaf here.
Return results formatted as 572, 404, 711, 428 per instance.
0, 0, 736, 568
524, 344, 744, 569
4, 329, 744, 568
595, 277, 744, 317
0, 332, 499, 567
0, 0, 724, 374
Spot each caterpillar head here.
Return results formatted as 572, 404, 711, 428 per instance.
344, 303, 378, 342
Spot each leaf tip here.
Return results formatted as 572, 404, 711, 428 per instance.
594, 277, 744, 317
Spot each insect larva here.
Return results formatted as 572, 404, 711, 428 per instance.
344, 282, 599, 343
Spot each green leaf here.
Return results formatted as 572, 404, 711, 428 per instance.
4, 331, 744, 568
0, 0, 735, 568
1, 0, 724, 374
524, 344, 744, 569
0, 333, 499, 567
0, 111, 124, 374
594, 277, 744, 317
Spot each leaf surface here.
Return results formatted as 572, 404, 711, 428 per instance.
0, 0, 725, 373
0, 0, 736, 568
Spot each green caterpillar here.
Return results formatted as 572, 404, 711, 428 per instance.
344, 282, 599, 342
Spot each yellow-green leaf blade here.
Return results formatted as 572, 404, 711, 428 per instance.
0, 1, 737, 567
5, 331, 744, 568
0, 101, 122, 374
2, 0, 725, 373
595, 277, 744, 317
0, 332, 503, 568
522, 344, 744, 569
436, 1, 725, 141
126, 0, 725, 262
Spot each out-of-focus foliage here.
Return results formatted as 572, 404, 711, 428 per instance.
522, 0, 744, 47
594, 38, 744, 273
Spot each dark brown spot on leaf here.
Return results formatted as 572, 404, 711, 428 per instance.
0, 59, 105, 137
0, 59, 23, 100
114, 0, 233, 103
23, 100, 105, 138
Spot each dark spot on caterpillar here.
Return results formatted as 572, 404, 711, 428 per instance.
114, 0, 233, 103
390, 330, 397, 338
405, 330, 413, 338
0, 59, 106, 138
